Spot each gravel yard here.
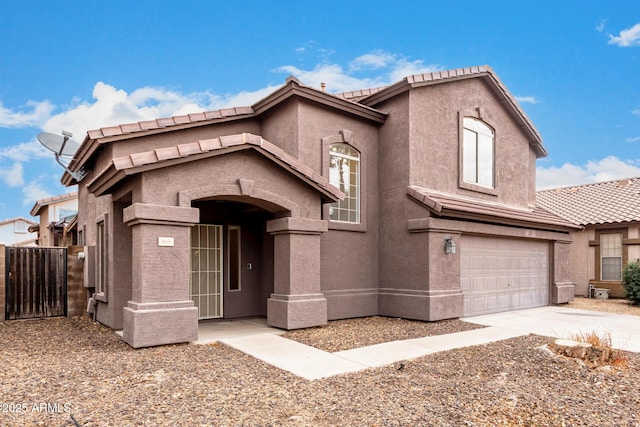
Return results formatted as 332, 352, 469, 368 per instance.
1, 301, 639, 426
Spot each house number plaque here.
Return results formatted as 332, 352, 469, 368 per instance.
158, 237, 175, 247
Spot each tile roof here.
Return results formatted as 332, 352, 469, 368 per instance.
86, 107, 254, 141
0, 217, 37, 227
408, 186, 580, 231
29, 191, 78, 216
89, 133, 343, 202
335, 87, 387, 102
536, 177, 640, 226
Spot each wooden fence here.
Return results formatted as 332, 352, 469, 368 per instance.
5, 247, 67, 320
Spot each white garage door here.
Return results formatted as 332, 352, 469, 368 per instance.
460, 236, 549, 317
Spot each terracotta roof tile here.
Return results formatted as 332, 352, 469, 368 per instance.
112, 156, 133, 170
188, 112, 206, 122
156, 118, 175, 127
120, 123, 142, 133
130, 151, 158, 167
537, 177, 640, 225
140, 120, 159, 130
154, 146, 181, 161
101, 126, 122, 137
198, 138, 223, 152
177, 142, 202, 157
173, 114, 191, 125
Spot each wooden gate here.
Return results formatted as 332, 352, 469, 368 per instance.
5, 247, 67, 320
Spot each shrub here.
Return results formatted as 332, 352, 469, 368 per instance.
623, 260, 640, 305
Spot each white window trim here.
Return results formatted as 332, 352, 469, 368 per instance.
321, 130, 367, 232
458, 111, 498, 196
600, 233, 623, 281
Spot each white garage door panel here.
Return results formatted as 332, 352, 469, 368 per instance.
461, 236, 549, 317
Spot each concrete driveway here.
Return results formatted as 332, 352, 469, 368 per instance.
463, 305, 640, 353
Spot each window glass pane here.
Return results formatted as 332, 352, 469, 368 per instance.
600, 233, 623, 280
329, 143, 360, 223
602, 257, 622, 280
463, 118, 494, 188
477, 132, 493, 187
463, 128, 477, 183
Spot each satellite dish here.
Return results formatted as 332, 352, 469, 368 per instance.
36, 130, 86, 182
37, 131, 79, 157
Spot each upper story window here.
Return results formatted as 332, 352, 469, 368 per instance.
329, 143, 360, 223
14, 220, 28, 233
600, 233, 622, 281
462, 117, 494, 188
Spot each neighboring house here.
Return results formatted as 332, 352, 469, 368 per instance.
0, 217, 38, 246
29, 192, 78, 247
537, 177, 640, 298
61, 65, 578, 348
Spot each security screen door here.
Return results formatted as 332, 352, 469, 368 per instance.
190, 225, 223, 319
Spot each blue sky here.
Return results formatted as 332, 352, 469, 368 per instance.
1, 1, 639, 221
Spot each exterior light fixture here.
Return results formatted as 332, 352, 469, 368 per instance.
444, 238, 456, 254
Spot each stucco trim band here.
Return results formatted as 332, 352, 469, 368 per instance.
123, 203, 199, 226
266, 217, 328, 235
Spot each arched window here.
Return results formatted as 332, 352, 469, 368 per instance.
329, 143, 360, 223
463, 117, 494, 188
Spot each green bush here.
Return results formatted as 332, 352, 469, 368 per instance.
623, 260, 640, 305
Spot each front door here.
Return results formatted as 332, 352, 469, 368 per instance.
190, 224, 223, 319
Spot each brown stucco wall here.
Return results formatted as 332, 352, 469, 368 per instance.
66, 245, 87, 317
0, 244, 5, 321
406, 79, 537, 208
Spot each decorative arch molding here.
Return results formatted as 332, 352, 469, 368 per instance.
178, 179, 300, 217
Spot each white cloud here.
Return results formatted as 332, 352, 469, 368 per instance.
595, 19, 607, 33
537, 156, 640, 189
608, 23, 640, 47
350, 51, 396, 71
0, 100, 55, 128
515, 96, 539, 105
277, 51, 442, 93
627, 136, 640, 143
0, 162, 24, 187
632, 109, 640, 116
21, 181, 51, 207
0, 140, 52, 162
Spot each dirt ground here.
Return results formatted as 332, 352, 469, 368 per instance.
568, 296, 640, 316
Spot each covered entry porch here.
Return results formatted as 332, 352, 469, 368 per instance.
86, 134, 342, 348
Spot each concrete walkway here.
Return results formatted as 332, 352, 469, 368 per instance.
193, 306, 640, 380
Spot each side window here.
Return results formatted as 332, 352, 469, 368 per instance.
463, 117, 494, 188
329, 143, 360, 223
14, 220, 28, 233
600, 233, 622, 281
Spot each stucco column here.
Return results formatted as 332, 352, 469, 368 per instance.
389, 218, 464, 321
122, 203, 199, 348
266, 217, 328, 329
552, 240, 575, 304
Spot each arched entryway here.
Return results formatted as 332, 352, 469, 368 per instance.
190, 199, 275, 320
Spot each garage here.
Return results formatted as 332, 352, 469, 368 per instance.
460, 235, 549, 317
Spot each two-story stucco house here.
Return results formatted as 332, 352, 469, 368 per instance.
62, 65, 578, 348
